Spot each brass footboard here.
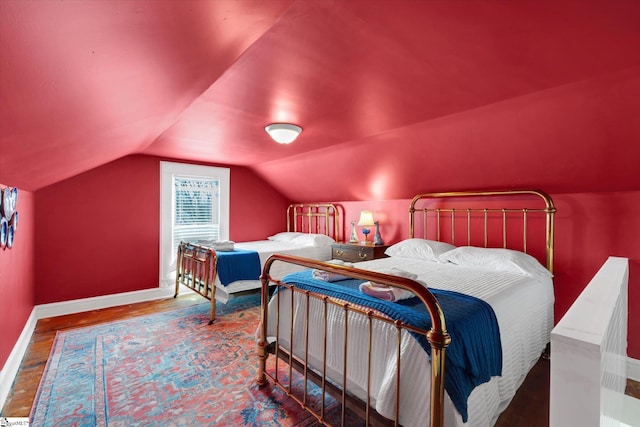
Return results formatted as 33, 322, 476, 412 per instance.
256, 254, 450, 427
174, 242, 217, 324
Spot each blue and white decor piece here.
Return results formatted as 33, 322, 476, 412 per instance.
1, 187, 18, 250
349, 220, 358, 243
373, 221, 384, 245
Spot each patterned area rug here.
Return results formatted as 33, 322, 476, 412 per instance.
30, 293, 357, 426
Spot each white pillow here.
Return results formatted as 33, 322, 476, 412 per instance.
438, 246, 553, 283
267, 232, 306, 242
384, 238, 456, 262
290, 233, 336, 247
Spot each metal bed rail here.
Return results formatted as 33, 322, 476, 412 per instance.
256, 254, 450, 427
174, 241, 218, 324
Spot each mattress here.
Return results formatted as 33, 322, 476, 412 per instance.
264, 256, 554, 426
214, 240, 332, 302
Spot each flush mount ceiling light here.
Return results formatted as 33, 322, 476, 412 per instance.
265, 123, 302, 144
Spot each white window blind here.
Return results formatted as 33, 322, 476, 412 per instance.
172, 176, 220, 254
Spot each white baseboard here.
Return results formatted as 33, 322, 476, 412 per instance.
34, 286, 175, 319
0, 286, 175, 412
0, 308, 38, 414
629, 357, 640, 382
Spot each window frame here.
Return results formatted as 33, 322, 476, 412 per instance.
159, 161, 230, 287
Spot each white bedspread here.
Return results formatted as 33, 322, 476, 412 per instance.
214, 240, 332, 302
264, 256, 554, 426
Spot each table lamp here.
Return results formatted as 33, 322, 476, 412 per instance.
357, 210, 375, 244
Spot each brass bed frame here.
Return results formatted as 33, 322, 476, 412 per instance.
256, 190, 556, 427
174, 203, 342, 324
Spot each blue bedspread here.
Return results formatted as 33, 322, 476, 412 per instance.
281, 270, 502, 422
215, 249, 261, 286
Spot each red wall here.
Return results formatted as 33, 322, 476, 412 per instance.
35, 156, 160, 304
0, 186, 35, 369
554, 192, 640, 359
34, 155, 289, 305
336, 191, 640, 359
228, 166, 291, 242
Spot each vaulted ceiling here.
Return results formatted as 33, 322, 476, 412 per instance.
2, 1, 639, 201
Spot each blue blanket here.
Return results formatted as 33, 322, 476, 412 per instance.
215, 249, 261, 286
281, 270, 502, 422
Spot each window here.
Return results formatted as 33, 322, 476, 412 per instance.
160, 162, 229, 287
173, 176, 220, 249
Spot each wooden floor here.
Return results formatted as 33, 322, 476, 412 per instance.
2, 294, 639, 425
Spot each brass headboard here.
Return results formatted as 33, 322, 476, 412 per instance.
409, 190, 556, 273
287, 203, 342, 242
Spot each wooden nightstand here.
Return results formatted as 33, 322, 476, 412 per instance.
331, 242, 390, 263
